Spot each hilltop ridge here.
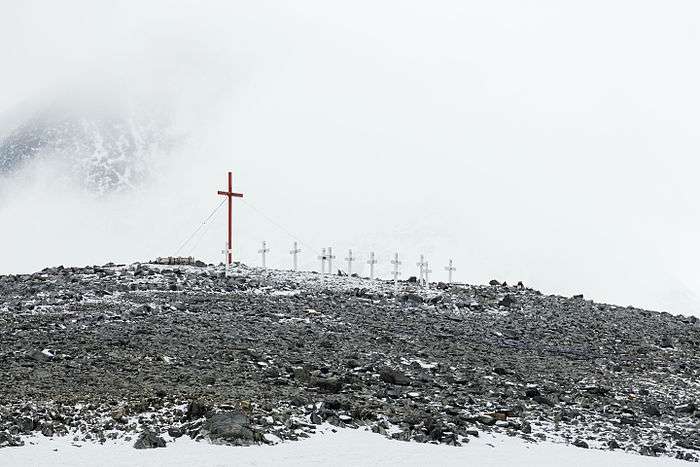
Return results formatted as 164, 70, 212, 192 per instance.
0, 262, 699, 461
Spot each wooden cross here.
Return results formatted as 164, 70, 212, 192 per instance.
221, 242, 232, 276
327, 247, 336, 275
424, 261, 432, 287
216, 171, 243, 265
345, 249, 355, 275
258, 241, 269, 268
289, 241, 301, 271
445, 259, 456, 284
366, 252, 378, 280
318, 248, 327, 274
391, 252, 401, 292
416, 254, 427, 285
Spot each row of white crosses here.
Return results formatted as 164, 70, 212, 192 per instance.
245, 241, 457, 288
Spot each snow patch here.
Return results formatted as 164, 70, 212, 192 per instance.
0, 427, 685, 467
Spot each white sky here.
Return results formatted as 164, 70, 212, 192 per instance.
1, 1, 699, 315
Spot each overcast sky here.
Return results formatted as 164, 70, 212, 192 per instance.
1, 1, 699, 315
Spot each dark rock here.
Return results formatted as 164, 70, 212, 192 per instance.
311, 377, 343, 394
0, 431, 24, 448
677, 435, 700, 451
428, 295, 444, 305
675, 403, 696, 414
478, 415, 496, 426
659, 336, 674, 348
400, 293, 423, 303
19, 417, 35, 433
290, 395, 308, 407
584, 385, 609, 396
202, 375, 216, 385
533, 395, 555, 407
573, 439, 589, 449
498, 295, 516, 308
28, 349, 50, 362
40, 424, 54, 437
619, 415, 637, 425
203, 412, 258, 446
310, 412, 323, 425
134, 431, 166, 449
186, 400, 209, 420
391, 430, 412, 442
379, 367, 411, 386
639, 445, 657, 457
644, 404, 661, 417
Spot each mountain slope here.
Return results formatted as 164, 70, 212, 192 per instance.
0, 262, 698, 462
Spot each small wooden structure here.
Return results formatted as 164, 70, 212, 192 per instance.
154, 256, 196, 265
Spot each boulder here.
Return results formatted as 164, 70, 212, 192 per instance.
203, 412, 259, 446
379, 367, 411, 386
644, 404, 661, 417
186, 400, 209, 420
311, 377, 343, 394
478, 415, 496, 426
573, 439, 589, 449
134, 431, 166, 449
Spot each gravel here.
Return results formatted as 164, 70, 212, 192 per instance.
0, 261, 699, 462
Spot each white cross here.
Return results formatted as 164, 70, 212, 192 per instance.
289, 241, 301, 271
445, 259, 456, 284
424, 261, 432, 287
258, 241, 269, 268
416, 254, 427, 285
327, 247, 336, 275
221, 242, 232, 276
318, 248, 327, 274
345, 249, 355, 275
391, 252, 401, 292
366, 252, 378, 280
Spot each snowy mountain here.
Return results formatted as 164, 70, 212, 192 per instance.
0, 92, 174, 195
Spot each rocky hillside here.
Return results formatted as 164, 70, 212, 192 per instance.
0, 262, 699, 461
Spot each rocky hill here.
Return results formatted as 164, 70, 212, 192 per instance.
0, 262, 699, 461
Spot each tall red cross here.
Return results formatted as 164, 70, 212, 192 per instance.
217, 171, 243, 265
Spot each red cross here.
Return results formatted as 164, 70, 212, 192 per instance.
217, 171, 243, 265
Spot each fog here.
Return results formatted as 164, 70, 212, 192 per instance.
1, 1, 699, 315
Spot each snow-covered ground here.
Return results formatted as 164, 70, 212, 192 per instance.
1, 426, 684, 467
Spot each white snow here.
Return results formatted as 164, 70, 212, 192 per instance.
270, 290, 301, 297
0, 427, 685, 467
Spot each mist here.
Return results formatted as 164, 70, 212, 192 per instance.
1, 0, 700, 315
